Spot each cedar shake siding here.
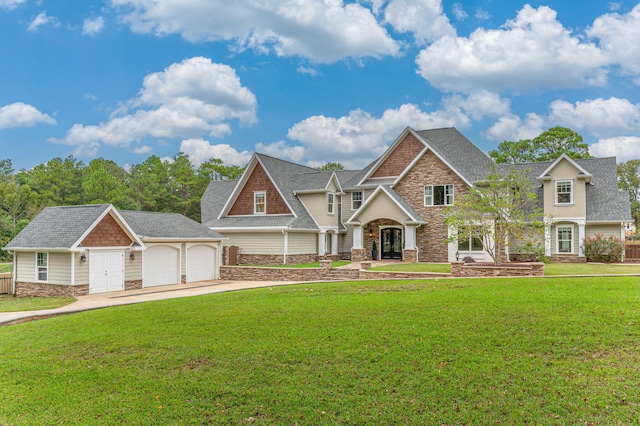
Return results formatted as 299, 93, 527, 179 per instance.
394, 150, 470, 262
81, 214, 133, 247
371, 133, 424, 178
228, 163, 291, 215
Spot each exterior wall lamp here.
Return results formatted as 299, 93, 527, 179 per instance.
130, 252, 136, 261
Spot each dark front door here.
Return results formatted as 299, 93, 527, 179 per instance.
381, 228, 402, 260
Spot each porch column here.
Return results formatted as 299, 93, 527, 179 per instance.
352, 225, 363, 249
318, 231, 326, 256
577, 220, 586, 257
331, 232, 339, 255
544, 221, 552, 257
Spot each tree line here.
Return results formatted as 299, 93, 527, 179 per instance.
0, 154, 244, 259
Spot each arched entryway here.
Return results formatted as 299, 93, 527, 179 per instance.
381, 227, 403, 259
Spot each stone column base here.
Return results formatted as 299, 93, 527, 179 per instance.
402, 249, 417, 263
351, 248, 365, 262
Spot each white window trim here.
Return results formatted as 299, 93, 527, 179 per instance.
424, 184, 454, 207
36, 251, 48, 282
351, 191, 363, 210
556, 225, 574, 254
555, 180, 573, 205
327, 192, 335, 215
254, 191, 266, 215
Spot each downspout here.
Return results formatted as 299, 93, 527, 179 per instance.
282, 229, 288, 265
11, 251, 16, 296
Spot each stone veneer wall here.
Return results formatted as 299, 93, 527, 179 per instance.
220, 266, 359, 281
15, 282, 89, 297
125, 280, 142, 291
450, 261, 544, 277
548, 255, 586, 263
392, 150, 471, 263
235, 253, 318, 265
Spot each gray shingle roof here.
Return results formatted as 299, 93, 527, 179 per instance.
4, 204, 112, 250
119, 210, 224, 239
416, 127, 494, 183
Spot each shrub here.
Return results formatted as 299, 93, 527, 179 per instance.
582, 234, 625, 263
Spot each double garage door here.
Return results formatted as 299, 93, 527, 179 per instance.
143, 244, 217, 288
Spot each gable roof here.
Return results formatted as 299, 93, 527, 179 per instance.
347, 185, 425, 225
536, 153, 592, 182
4, 205, 142, 250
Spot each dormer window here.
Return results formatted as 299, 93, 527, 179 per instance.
254, 191, 266, 214
555, 180, 573, 205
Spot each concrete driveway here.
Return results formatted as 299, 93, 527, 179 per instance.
0, 280, 299, 326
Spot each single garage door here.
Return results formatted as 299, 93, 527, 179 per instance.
144, 245, 180, 287
187, 244, 217, 282
90, 250, 124, 294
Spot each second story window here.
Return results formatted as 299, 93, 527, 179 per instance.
254, 191, 266, 214
424, 184, 454, 206
327, 193, 335, 214
351, 191, 362, 210
556, 180, 573, 204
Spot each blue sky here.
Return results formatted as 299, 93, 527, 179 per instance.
1, 0, 639, 171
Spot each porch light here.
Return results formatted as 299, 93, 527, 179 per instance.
130, 252, 136, 261
80, 254, 87, 263
368, 226, 373, 237
455, 251, 460, 261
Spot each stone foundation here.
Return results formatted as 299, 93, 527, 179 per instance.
125, 280, 142, 291
235, 253, 319, 265
15, 281, 89, 297
450, 261, 544, 277
220, 266, 359, 282
548, 254, 586, 263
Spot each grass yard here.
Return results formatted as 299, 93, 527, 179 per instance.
0, 263, 11, 273
239, 260, 351, 268
1, 277, 640, 424
0, 296, 76, 313
371, 262, 640, 276
371, 262, 451, 273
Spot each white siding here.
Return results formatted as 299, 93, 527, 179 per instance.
223, 232, 284, 255
288, 232, 317, 255
74, 251, 90, 284
16, 252, 35, 282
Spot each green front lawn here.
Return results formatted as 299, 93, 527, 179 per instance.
370, 262, 451, 273
0, 296, 76, 312
1, 277, 639, 424
0, 263, 11, 273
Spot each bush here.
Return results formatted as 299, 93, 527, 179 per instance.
582, 234, 625, 263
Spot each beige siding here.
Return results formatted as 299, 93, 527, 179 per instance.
298, 192, 341, 228
125, 248, 142, 281
48, 252, 72, 285
288, 232, 317, 255
181, 243, 187, 276
356, 193, 410, 225
542, 158, 587, 218
74, 252, 90, 284
223, 232, 285, 255
16, 252, 35, 281
586, 224, 623, 239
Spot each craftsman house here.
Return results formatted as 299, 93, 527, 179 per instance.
201, 127, 632, 264
4, 204, 225, 297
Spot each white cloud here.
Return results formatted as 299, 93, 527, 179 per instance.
51, 57, 257, 155
286, 103, 469, 168
0, 102, 56, 129
82, 17, 105, 36
549, 97, 640, 138
27, 11, 58, 31
384, 0, 456, 44
416, 5, 608, 93
452, 3, 467, 20
179, 138, 252, 167
474, 8, 490, 21
443, 90, 511, 121
0, 0, 26, 10
296, 66, 319, 76
590, 136, 640, 162
486, 113, 546, 142
588, 4, 640, 78
110, 0, 398, 62
132, 145, 152, 154
255, 140, 307, 163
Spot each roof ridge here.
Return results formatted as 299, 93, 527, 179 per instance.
255, 152, 317, 171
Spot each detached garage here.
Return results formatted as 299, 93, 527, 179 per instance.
4, 204, 225, 297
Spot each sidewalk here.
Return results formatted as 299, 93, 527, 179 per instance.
0, 280, 298, 326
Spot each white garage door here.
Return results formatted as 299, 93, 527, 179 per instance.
144, 245, 180, 287
187, 244, 217, 282
89, 251, 124, 294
